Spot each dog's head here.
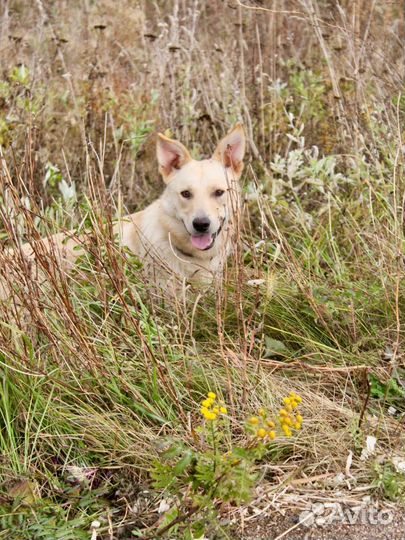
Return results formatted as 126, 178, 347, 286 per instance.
156, 124, 246, 253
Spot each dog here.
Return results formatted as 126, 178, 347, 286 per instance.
0, 124, 246, 299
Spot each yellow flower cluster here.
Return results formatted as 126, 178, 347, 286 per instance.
200, 392, 228, 421
248, 392, 303, 440
248, 407, 277, 441
279, 392, 303, 437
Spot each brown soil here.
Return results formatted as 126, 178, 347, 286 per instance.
235, 507, 405, 540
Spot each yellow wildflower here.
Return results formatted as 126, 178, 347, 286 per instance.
257, 428, 267, 439
268, 430, 276, 440
201, 407, 217, 421
258, 408, 266, 417
266, 420, 275, 428
207, 392, 216, 400
249, 416, 260, 425
202, 398, 214, 408
282, 424, 292, 437
220, 406, 227, 414
296, 414, 303, 423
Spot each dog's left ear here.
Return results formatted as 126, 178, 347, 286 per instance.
213, 123, 246, 177
157, 133, 192, 182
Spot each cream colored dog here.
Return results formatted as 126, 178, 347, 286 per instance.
0, 124, 246, 298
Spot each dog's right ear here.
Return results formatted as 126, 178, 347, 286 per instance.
156, 133, 192, 182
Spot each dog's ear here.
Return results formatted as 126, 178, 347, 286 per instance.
212, 123, 246, 177
157, 133, 192, 182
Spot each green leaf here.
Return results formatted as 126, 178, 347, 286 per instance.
9, 480, 40, 506
264, 337, 289, 357
173, 451, 194, 476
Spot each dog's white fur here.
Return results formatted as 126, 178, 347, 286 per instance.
0, 124, 246, 298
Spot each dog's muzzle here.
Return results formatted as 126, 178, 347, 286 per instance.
202, 220, 224, 251
177, 217, 226, 256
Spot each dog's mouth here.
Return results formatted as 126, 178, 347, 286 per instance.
191, 233, 214, 250
190, 221, 224, 251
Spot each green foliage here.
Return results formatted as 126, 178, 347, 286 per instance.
149, 392, 302, 537
369, 374, 405, 411
372, 461, 405, 502
150, 425, 262, 537
10, 65, 30, 87
0, 483, 108, 540
44, 162, 64, 188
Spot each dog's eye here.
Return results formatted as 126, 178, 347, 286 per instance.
180, 190, 192, 199
214, 189, 225, 197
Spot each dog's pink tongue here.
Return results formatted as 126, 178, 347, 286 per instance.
191, 233, 213, 250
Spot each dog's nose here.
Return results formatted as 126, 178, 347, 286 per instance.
192, 217, 210, 233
